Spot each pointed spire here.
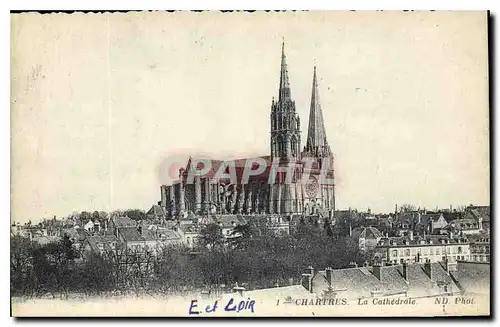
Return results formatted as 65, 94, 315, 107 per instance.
279, 39, 291, 101
305, 65, 331, 157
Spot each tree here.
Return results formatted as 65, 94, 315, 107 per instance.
11, 235, 36, 297
198, 223, 225, 251
400, 204, 416, 213
80, 211, 92, 222
324, 217, 333, 237
124, 209, 146, 221
322, 285, 337, 299
92, 211, 100, 221
76, 252, 117, 296
60, 234, 77, 261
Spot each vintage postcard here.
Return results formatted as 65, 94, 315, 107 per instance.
10, 11, 490, 317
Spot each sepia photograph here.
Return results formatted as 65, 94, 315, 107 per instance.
10, 10, 490, 317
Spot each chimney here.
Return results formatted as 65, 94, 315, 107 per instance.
307, 265, 315, 277
373, 264, 383, 281
402, 262, 408, 281
301, 273, 313, 293
424, 259, 432, 280
325, 267, 333, 284
233, 286, 246, 297
443, 256, 449, 273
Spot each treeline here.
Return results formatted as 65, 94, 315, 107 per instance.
11, 218, 365, 298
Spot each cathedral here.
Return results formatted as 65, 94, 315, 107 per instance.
160, 42, 335, 218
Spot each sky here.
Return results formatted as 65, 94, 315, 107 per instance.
11, 11, 489, 223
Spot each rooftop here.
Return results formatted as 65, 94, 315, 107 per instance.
451, 261, 490, 294
112, 216, 137, 228
316, 262, 460, 299
376, 235, 469, 247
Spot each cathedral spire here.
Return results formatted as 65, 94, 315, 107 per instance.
279, 40, 291, 101
305, 66, 331, 157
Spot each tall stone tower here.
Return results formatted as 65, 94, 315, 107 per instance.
303, 65, 335, 214
268, 41, 302, 214
270, 42, 301, 159
304, 66, 332, 158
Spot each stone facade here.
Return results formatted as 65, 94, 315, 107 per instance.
161, 42, 335, 218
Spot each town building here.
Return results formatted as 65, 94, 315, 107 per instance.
81, 235, 119, 256
445, 218, 481, 235
373, 234, 471, 271
467, 233, 490, 263
463, 205, 490, 231
177, 223, 200, 248
351, 226, 383, 252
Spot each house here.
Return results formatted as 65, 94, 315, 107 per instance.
464, 206, 490, 231
110, 216, 137, 229
445, 218, 481, 235
117, 227, 144, 253
419, 213, 449, 234
32, 235, 61, 246
181, 211, 199, 225
305, 260, 460, 300
20, 226, 47, 240
60, 227, 88, 252
363, 215, 378, 227
143, 228, 183, 253
392, 212, 419, 237
376, 214, 393, 233
441, 212, 462, 223
466, 233, 490, 263
83, 219, 101, 234
146, 204, 166, 220
177, 223, 200, 248
334, 209, 361, 229
10, 222, 21, 236
117, 225, 182, 255
82, 235, 119, 256
266, 215, 290, 235
351, 226, 383, 252
245, 214, 290, 235
374, 234, 470, 270
205, 214, 247, 240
